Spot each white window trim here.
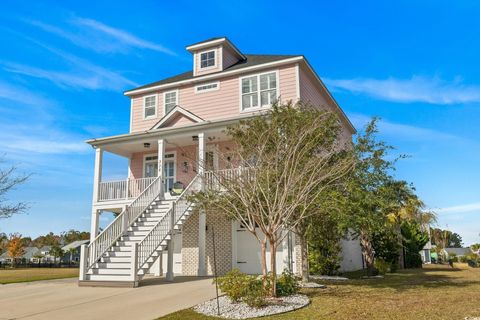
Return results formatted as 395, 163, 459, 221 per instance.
143, 94, 158, 120
143, 153, 158, 178
198, 49, 217, 70
163, 89, 179, 116
195, 81, 220, 94
238, 69, 280, 113
143, 151, 176, 179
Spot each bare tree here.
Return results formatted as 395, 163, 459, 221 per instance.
0, 158, 29, 219
192, 102, 353, 296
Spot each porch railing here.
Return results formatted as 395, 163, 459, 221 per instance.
204, 167, 254, 190
98, 177, 156, 202
86, 176, 162, 270
136, 174, 201, 271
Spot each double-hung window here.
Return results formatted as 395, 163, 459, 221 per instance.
241, 71, 278, 111
144, 95, 157, 119
164, 91, 177, 114
200, 50, 216, 68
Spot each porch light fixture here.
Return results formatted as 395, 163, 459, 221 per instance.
192, 135, 198, 141
144, 142, 151, 148
183, 161, 189, 173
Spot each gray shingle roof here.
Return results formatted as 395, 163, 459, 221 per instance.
125, 54, 301, 93
445, 247, 472, 256
186, 37, 226, 47
62, 240, 89, 251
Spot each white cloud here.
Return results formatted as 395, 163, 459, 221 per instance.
436, 202, 480, 214
324, 76, 480, 105
348, 113, 465, 143
0, 80, 52, 106
71, 17, 176, 56
26, 17, 176, 56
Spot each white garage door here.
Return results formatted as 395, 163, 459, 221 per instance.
235, 222, 286, 275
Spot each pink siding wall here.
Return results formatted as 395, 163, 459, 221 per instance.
130, 64, 299, 133
194, 46, 222, 76
299, 65, 353, 143
223, 46, 240, 69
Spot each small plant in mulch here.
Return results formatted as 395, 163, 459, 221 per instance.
215, 269, 300, 308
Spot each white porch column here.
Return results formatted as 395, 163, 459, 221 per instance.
158, 139, 165, 196
89, 209, 100, 243
92, 147, 103, 204
197, 132, 207, 276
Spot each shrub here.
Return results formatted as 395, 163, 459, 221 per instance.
216, 269, 267, 307
243, 278, 267, 308
276, 270, 299, 296
374, 258, 390, 275
215, 269, 251, 302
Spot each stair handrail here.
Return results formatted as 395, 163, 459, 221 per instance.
86, 175, 163, 270
136, 174, 201, 270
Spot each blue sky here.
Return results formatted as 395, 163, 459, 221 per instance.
0, 1, 479, 245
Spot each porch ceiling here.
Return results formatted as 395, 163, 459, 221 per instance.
94, 128, 230, 157
86, 114, 257, 157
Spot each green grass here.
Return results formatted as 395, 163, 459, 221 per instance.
158, 264, 480, 320
0, 268, 79, 284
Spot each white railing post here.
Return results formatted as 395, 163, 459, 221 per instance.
131, 242, 138, 285
125, 178, 129, 200
79, 244, 88, 281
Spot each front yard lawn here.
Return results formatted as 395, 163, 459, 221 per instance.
0, 268, 79, 284
159, 264, 480, 319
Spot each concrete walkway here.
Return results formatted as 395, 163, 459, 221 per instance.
0, 277, 216, 320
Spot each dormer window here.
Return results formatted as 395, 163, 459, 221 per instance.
200, 50, 216, 68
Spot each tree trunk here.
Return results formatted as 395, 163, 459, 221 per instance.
269, 239, 277, 297
260, 238, 268, 288
360, 230, 376, 276
299, 234, 309, 282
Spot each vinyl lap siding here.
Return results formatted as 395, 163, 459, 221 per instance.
222, 46, 239, 69
130, 64, 299, 133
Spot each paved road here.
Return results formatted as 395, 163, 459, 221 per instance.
0, 277, 216, 320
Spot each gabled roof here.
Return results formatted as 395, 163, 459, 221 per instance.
39, 246, 52, 252
62, 240, 89, 251
445, 247, 472, 256
150, 105, 204, 130
125, 54, 300, 94
185, 37, 246, 60
23, 247, 41, 259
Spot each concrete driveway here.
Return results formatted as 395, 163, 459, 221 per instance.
0, 277, 216, 320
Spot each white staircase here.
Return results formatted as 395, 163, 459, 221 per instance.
79, 175, 200, 287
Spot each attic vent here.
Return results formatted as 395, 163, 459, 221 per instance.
195, 82, 219, 93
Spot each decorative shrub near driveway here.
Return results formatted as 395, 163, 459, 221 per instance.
194, 269, 309, 318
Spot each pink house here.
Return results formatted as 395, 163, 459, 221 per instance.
79, 37, 358, 286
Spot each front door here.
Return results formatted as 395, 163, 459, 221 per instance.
163, 153, 176, 192
143, 153, 176, 193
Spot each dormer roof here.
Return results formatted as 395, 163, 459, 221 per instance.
186, 37, 246, 60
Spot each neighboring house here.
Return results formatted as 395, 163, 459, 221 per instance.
79, 37, 356, 286
445, 247, 472, 258
0, 247, 40, 264
420, 226, 432, 264
61, 240, 89, 263
23, 247, 41, 263
38, 246, 54, 263
0, 251, 9, 263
